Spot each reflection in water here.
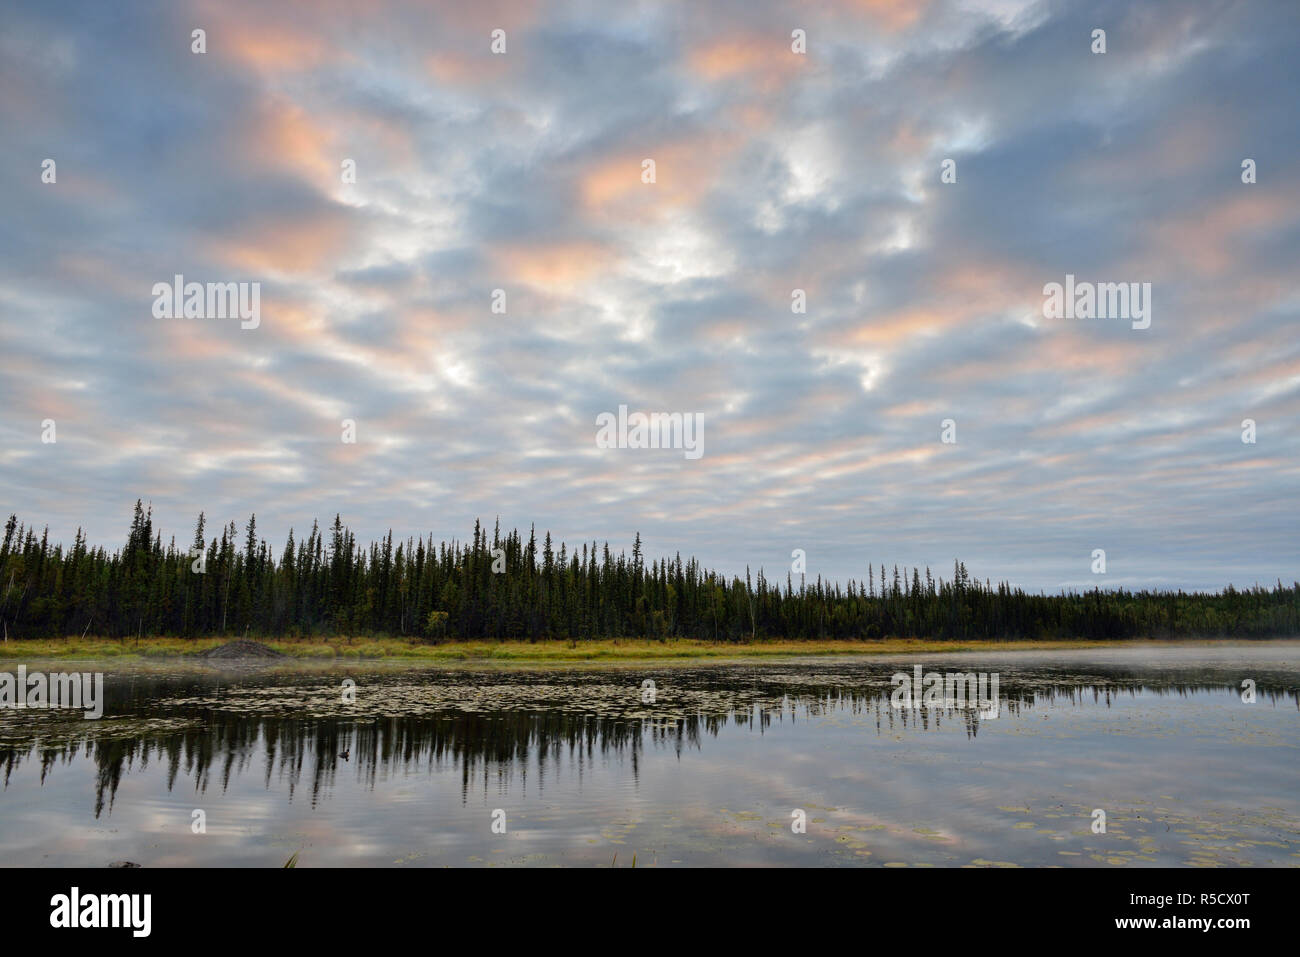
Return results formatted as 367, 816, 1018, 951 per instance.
4, 659, 1297, 813
1, 648, 1297, 867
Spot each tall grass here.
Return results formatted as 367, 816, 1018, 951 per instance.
0, 634, 1259, 663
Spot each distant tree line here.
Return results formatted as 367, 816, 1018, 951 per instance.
1, 502, 1297, 642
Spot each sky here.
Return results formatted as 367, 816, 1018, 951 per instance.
1, 0, 1297, 592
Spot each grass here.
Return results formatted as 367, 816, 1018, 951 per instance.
0, 634, 1294, 663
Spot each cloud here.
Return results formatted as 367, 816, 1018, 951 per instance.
0, 0, 1296, 592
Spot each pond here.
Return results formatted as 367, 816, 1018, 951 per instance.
1, 644, 1296, 867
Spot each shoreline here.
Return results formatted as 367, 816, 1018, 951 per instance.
2, 635, 1297, 664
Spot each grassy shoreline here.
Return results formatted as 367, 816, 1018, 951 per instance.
1, 635, 1296, 663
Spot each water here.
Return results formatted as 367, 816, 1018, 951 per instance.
1, 644, 1297, 867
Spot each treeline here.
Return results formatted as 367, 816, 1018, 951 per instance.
1, 502, 1298, 642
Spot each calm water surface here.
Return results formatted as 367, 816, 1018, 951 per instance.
1, 644, 1297, 867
